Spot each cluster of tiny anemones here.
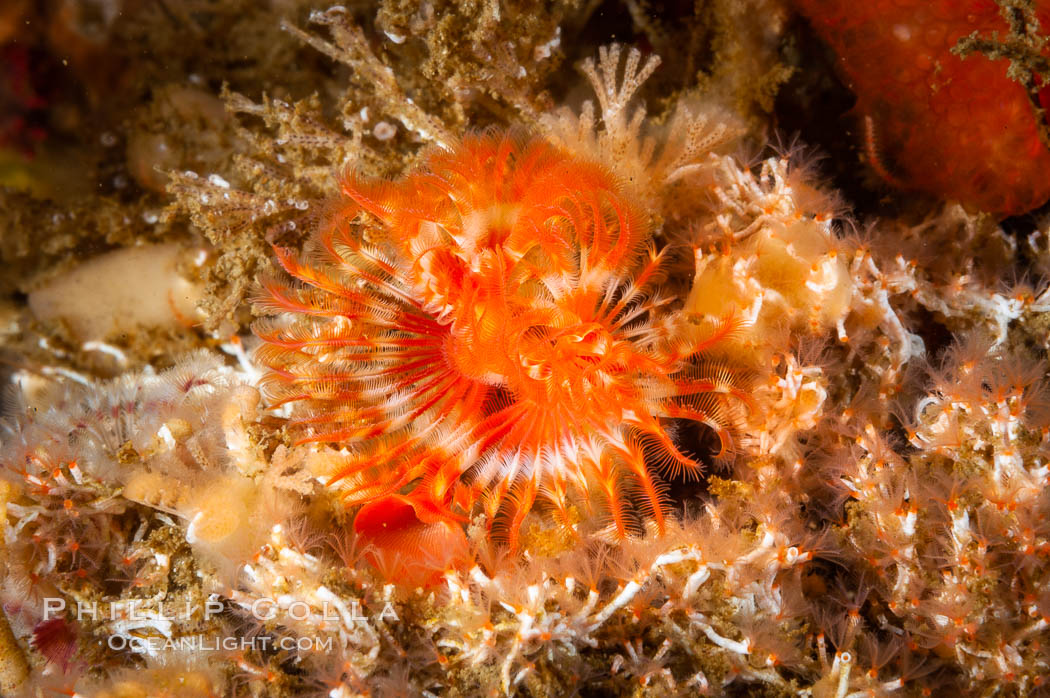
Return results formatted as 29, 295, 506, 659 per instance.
0, 354, 310, 692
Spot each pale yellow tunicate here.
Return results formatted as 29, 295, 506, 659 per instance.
123, 470, 189, 513
185, 476, 255, 545
28, 243, 205, 342
687, 217, 852, 362
0, 610, 28, 693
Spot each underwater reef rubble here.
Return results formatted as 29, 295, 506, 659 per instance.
1, 1, 1050, 696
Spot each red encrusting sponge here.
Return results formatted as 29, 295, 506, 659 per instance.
793, 0, 1050, 216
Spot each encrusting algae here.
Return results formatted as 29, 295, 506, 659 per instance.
1, 1, 1050, 696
